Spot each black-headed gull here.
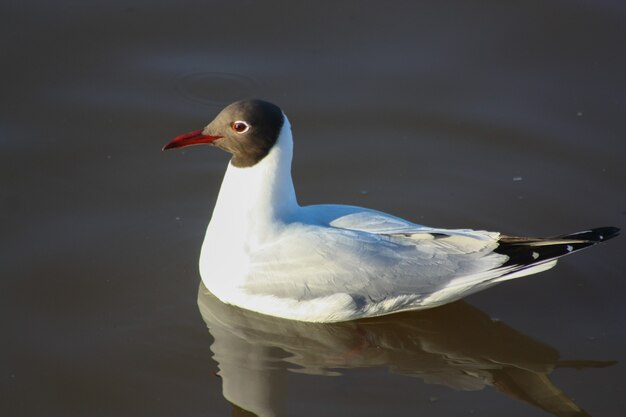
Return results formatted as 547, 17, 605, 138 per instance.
164, 99, 619, 322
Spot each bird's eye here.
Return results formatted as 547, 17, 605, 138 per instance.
231, 121, 250, 133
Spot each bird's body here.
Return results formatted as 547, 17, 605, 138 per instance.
164, 100, 619, 322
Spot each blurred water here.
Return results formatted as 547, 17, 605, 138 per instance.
2, 1, 625, 416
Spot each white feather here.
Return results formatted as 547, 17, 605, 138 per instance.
197, 116, 537, 322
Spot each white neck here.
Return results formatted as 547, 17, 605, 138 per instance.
206, 116, 299, 244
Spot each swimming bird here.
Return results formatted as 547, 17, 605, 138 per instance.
163, 99, 619, 322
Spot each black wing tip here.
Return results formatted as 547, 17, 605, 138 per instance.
557, 226, 620, 243
496, 226, 619, 269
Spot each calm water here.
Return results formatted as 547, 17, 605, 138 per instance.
3, 1, 625, 416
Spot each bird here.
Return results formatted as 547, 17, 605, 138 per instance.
163, 99, 619, 323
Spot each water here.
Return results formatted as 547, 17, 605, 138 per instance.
2, 1, 625, 416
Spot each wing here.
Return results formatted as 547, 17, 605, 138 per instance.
302, 204, 500, 240
244, 204, 508, 304
242, 204, 618, 320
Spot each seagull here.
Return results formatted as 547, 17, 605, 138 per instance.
164, 99, 619, 323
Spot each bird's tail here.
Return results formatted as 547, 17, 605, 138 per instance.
492, 226, 619, 282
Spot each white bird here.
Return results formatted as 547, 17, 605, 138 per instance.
164, 99, 619, 323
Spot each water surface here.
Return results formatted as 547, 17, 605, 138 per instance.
2, 1, 625, 416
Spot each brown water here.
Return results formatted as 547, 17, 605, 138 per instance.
3, 1, 625, 416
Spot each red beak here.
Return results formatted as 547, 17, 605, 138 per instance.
162, 130, 223, 150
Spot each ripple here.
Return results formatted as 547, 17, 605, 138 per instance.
174, 72, 263, 106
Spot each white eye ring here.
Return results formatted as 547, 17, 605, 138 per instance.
231, 120, 250, 134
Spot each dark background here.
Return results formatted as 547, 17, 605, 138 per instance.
2, 1, 625, 416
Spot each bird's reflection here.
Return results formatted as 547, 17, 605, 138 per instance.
197, 284, 613, 417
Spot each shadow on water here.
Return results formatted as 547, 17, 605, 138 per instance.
198, 284, 614, 417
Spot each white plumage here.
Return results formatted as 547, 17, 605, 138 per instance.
164, 100, 618, 322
